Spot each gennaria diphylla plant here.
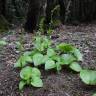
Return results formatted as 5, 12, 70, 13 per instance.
15, 35, 93, 91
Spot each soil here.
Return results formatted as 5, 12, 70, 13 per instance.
0, 24, 96, 96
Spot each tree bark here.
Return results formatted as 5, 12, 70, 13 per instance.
44, 0, 96, 24
65, 0, 96, 23
24, 0, 41, 32
0, 0, 5, 15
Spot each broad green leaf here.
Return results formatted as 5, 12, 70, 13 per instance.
72, 48, 83, 61
33, 53, 44, 66
56, 62, 62, 72
61, 54, 76, 65
31, 77, 43, 87
15, 41, 24, 50
42, 55, 49, 63
93, 93, 96, 96
23, 55, 32, 63
20, 66, 32, 80
19, 80, 26, 90
23, 51, 32, 56
30, 50, 38, 58
45, 60, 56, 70
57, 43, 74, 52
20, 56, 27, 67
51, 55, 60, 61
14, 56, 26, 68
69, 62, 82, 72
0, 40, 7, 46
51, 55, 65, 65
47, 48, 56, 57
34, 37, 42, 51
14, 59, 21, 68
32, 68, 41, 77
80, 70, 96, 85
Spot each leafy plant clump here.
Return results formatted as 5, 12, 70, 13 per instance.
15, 36, 83, 72
14, 52, 32, 68
14, 35, 96, 91
14, 36, 85, 90
19, 66, 43, 90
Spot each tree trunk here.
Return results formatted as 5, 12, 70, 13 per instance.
63, 0, 96, 24
5, 0, 28, 23
0, 0, 5, 15
0, 0, 9, 32
24, 0, 41, 32
24, 0, 46, 32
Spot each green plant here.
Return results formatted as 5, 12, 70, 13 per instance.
14, 52, 32, 68
0, 40, 7, 46
15, 35, 84, 91
47, 28, 54, 35
33, 53, 44, 66
15, 36, 83, 72
57, 43, 83, 61
15, 41, 24, 51
93, 93, 96, 96
38, 17, 45, 34
33, 37, 83, 72
51, 5, 60, 25
45, 58, 62, 72
19, 66, 43, 90
69, 62, 82, 72
34, 36, 51, 52
80, 69, 96, 85
47, 5, 60, 35
39, 5, 60, 35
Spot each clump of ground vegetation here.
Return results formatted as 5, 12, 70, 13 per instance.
12, 9, 96, 94
14, 31, 96, 92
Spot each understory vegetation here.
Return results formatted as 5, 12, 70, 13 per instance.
0, 13, 96, 95
13, 34, 96, 91
11, 19, 96, 92
0, 1, 96, 95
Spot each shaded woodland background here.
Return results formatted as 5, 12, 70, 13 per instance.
0, 0, 96, 31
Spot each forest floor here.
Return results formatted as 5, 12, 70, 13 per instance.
0, 24, 96, 96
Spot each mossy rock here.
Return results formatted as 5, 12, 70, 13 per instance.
0, 15, 9, 33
